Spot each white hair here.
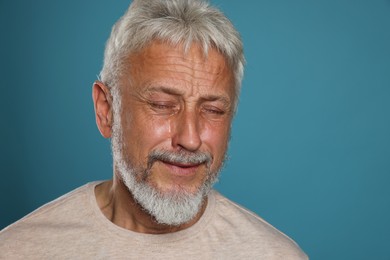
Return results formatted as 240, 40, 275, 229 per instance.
99, 0, 245, 111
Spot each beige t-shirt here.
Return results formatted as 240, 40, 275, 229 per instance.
0, 182, 307, 259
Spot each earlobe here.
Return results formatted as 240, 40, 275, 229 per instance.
92, 81, 113, 138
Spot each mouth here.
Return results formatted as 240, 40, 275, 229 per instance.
160, 160, 203, 176
147, 150, 212, 179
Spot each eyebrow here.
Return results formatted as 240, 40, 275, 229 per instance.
145, 85, 184, 96
144, 84, 232, 108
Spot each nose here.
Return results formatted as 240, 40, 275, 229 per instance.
171, 109, 202, 152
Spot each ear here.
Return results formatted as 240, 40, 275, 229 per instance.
92, 81, 113, 138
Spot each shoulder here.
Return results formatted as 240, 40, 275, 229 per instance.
210, 191, 308, 259
0, 182, 97, 257
2, 182, 93, 230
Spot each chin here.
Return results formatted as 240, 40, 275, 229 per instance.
117, 161, 215, 226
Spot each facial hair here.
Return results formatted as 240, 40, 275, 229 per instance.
111, 113, 224, 226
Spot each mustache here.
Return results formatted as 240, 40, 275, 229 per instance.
148, 149, 212, 168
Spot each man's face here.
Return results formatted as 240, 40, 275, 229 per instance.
113, 41, 235, 224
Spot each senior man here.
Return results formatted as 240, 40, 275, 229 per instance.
1, 0, 307, 259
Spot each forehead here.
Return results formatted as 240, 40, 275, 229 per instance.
124, 41, 235, 97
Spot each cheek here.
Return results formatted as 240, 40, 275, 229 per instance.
120, 117, 172, 170
124, 114, 172, 151
155, 118, 172, 137
201, 121, 230, 158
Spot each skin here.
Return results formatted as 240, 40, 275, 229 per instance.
92, 41, 235, 234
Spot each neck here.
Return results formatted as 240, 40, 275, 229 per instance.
94, 178, 207, 234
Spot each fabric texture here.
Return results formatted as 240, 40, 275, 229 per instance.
0, 182, 308, 259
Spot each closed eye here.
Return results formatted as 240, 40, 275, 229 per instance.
149, 102, 175, 109
201, 105, 228, 120
204, 108, 225, 115
148, 101, 179, 115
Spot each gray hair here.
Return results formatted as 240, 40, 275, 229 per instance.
99, 0, 245, 111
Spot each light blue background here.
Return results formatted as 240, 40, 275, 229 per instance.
1, 1, 389, 259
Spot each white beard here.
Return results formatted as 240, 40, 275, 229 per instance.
110, 100, 222, 226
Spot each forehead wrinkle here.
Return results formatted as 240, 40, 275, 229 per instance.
152, 59, 224, 77
156, 67, 224, 88
149, 48, 226, 73
157, 57, 228, 87
200, 94, 231, 105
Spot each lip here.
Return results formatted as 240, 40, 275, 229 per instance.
160, 160, 202, 176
